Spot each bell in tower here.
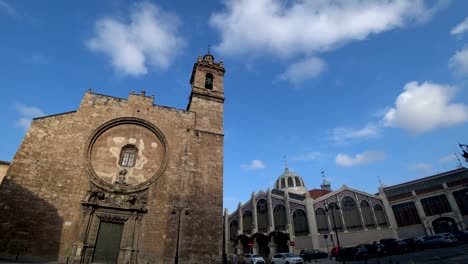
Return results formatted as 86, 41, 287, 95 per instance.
187, 53, 225, 134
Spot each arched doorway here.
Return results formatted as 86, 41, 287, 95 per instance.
273, 232, 290, 253
238, 235, 253, 255
254, 233, 270, 259
432, 217, 458, 234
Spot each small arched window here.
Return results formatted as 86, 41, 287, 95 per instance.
281, 178, 286, 189
342, 196, 363, 231
205, 73, 214, 89
295, 177, 301, 187
119, 145, 138, 167
273, 205, 287, 231
229, 220, 238, 241
257, 199, 269, 233
287, 177, 294, 187
293, 209, 309, 236
316, 208, 329, 233
360, 200, 376, 229
374, 204, 389, 227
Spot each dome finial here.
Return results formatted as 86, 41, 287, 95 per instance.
284, 155, 289, 172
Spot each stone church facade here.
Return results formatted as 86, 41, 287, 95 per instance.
0, 54, 225, 264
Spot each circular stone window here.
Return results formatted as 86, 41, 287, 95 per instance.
85, 117, 168, 192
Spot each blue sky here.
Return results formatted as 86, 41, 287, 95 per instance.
1, 0, 468, 213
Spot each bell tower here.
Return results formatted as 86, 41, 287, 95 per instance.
187, 53, 225, 134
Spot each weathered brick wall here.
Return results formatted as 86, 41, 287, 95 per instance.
0, 161, 9, 184
0, 87, 224, 263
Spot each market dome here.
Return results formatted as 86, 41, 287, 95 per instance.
274, 167, 308, 195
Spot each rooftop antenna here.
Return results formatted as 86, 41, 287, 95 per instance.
207, 44, 211, 54
378, 176, 383, 188
321, 168, 325, 179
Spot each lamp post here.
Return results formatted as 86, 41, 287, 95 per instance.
325, 203, 341, 262
172, 206, 189, 264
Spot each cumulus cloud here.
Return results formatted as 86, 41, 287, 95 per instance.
335, 150, 386, 167
86, 2, 185, 76
210, 0, 442, 57
408, 163, 432, 174
278, 57, 325, 85
15, 103, 45, 130
240, 160, 266, 170
0, 0, 18, 18
449, 47, 468, 76
383, 81, 468, 133
439, 154, 457, 164
331, 124, 380, 144
451, 17, 468, 36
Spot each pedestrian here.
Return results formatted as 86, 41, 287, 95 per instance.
232, 253, 237, 264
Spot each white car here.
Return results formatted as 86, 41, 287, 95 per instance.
270, 253, 304, 264
243, 253, 265, 264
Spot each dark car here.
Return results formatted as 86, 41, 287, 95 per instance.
361, 243, 386, 257
339, 246, 368, 261
424, 233, 458, 248
380, 239, 409, 255
299, 249, 328, 261
451, 230, 468, 243
402, 237, 425, 251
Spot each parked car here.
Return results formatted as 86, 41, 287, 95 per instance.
380, 238, 409, 255
270, 253, 304, 264
360, 243, 386, 257
424, 233, 458, 248
299, 249, 328, 261
243, 254, 265, 264
339, 246, 368, 261
402, 237, 425, 251
450, 230, 468, 243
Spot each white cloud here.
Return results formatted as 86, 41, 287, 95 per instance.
0, 0, 18, 18
14, 103, 45, 130
86, 2, 185, 76
408, 163, 432, 174
331, 124, 380, 144
290, 152, 323, 161
439, 154, 457, 163
335, 150, 386, 167
449, 47, 468, 76
451, 17, 468, 36
240, 160, 266, 170
210, 0, 441, 57
383, 81, 468, 133
278, 57, 325, 85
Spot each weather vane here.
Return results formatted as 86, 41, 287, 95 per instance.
459, 143, 468, 162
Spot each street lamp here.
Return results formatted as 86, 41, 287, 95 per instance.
325, 203, 341, 261
172, 206, 189, 264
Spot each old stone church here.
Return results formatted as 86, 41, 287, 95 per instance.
0, 54, 225, 264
